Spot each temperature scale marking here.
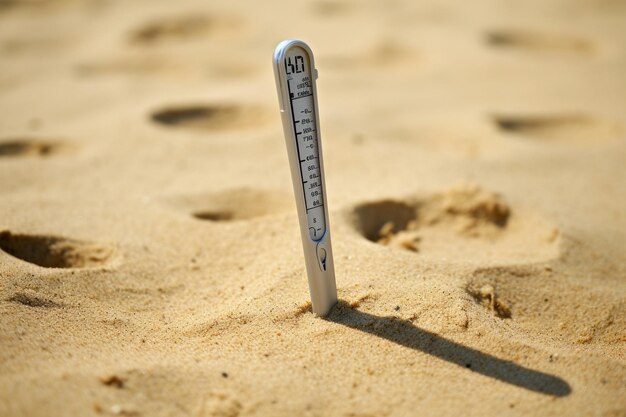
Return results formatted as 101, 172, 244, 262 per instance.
283, 47, 326, 241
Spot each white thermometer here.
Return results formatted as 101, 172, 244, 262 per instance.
273, 40, 337, 316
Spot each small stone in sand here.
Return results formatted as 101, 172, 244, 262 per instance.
99, 374, 125, 389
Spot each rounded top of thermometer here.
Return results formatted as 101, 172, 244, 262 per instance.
273, 40, 316, 67
273, 40, 319, 111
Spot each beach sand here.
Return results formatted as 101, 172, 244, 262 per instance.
1, 0, 625, 416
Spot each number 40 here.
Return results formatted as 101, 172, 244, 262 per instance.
285, 55, 305, 74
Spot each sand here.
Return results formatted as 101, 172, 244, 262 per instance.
1, 0, 625, 416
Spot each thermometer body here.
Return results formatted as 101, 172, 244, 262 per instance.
273, 40, 337, 316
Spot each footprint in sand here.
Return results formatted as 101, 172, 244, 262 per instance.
349, 184, 560, 264
164, 187, 294, 222
150, 104, 270, 131
492, 113, 622, 144
129, 14, 238, 45
7, 292, 61, 309
78, 14, 244, 78
0, 231, 116, 268
0, 138, 65, 158
484, 29, 594, 55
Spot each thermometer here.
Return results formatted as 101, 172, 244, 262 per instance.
273, 40, 337, 316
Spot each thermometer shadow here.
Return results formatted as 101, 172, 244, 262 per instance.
325, 300, 571, 397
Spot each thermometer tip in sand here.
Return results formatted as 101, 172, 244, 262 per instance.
273, 40, 337, 316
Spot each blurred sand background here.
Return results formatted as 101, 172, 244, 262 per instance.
1, 0, 625, 416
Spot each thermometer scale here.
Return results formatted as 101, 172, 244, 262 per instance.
273, 40, 337, 316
